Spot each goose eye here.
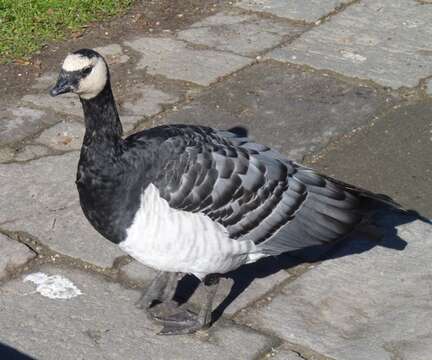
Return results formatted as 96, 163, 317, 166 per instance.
82, 66, 92, 76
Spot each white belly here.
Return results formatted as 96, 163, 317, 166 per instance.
119, 183, 258, 278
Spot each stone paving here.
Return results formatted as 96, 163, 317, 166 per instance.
1, 1, 431, 359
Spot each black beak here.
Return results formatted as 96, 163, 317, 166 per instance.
50, 73, 73, 97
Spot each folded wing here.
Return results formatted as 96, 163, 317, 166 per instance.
153, 125, 363, 255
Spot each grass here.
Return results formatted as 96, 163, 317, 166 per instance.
0, 0, 133, 63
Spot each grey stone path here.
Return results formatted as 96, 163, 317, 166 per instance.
1, 1, 431, 359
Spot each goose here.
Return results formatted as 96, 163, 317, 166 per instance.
50, 49, 399, 335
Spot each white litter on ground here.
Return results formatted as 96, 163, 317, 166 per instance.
24, 272, 82, 299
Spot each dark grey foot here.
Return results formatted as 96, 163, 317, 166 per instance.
147, 300, 179, 321
157, 274, 220, 335
135, 271, 180, 310
157, 308, 207, 335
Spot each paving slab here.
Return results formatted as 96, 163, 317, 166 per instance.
13, 145, 52, 162
0, 153, 124, 268
0, 234, 35, 281
0, 146, 15, 163
426, 78, 432, 96
156, 61, 393, 160
269, 345, 305, 360
31, 72, 57, 91
121, 258, 292, 317
0, 265, 274, 360
22, 93, 83, 117
239, 213, 432, 360
119, 260, 158, 284
269, 0, 432, 89
124, 37, 253, 86
24, 77, 178, 133
0, 107, 47, 146
310, 101, 432, 218
118, 84, 179, 118
94, 43, 130, 65
177, 11, 306, 56
35, 120, 85, 151
235, 0, 353, 22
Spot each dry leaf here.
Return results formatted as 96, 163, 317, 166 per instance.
61, 136, 73, 145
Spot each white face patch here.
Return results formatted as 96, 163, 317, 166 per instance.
24, 272, 83, 299
62, 53, 96, 71
78, 57, 108, 99
62, 52, 108, 99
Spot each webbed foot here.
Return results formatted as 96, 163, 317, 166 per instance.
156, 308, 207, 335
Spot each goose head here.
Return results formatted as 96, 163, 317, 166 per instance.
50, 49, 108, 100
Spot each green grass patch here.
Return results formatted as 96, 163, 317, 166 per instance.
0, 0, 133, 63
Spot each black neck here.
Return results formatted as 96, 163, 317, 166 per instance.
80, 80, 123, 143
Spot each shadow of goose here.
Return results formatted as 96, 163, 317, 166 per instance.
0, 342, 36, 360
173, 208, 428, 323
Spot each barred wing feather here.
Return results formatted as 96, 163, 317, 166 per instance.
154, 126, 362, 255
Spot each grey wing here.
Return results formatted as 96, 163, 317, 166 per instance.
155, 127, 362, 255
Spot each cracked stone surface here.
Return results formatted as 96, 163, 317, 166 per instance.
124, 37, 253, 86
240, 213, 432, 360
118, 84, 179, 118
13, 145, 51, 162
22, 93, 82, 117
269, 0, 432, 89
426, 79, 432, 96
36, 120, 85, 151
0, 265, 273, 360
121, 258, 293, 316
235, 0, 353, 22
270, 346, 304, 360
177, 11, 306, 56
310, 101, 432, 218
31, 72, 57, 90
0, 107, 47, 145
0, 234, 36, 281
0, 2, 431, 359
94, 43, 130, 65
157, 61, 393, 160
0, 153, 124, 268
23, 82, 177, 134
119, 260, 158, 284
0, 146, 15, 163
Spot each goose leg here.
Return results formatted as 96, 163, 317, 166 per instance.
158, 274, 220, 335
136, 271, 180, 311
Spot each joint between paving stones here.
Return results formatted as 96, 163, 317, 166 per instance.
230, 5, 311, 28
252, 337, 283, 360
417, 75, 432, 98
0, 227, 180, 295
315, 0, 361, 26
0, 229, 126, 283
268, 59, 393, 93
267, 56, 427, 100
231, 270, 304, 321
1, 147, 76, 165
283, 341, 337, 360
303, 95, 428, 166
0, 229, 40, 283
236, 321, 333, 360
